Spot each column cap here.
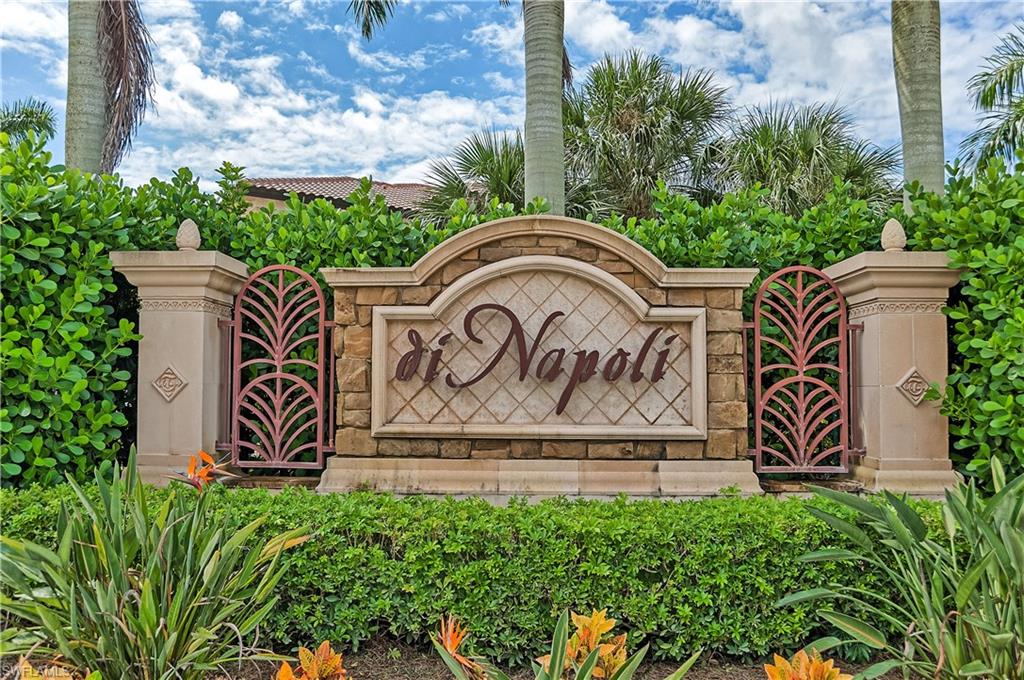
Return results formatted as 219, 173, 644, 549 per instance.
111, 250, 250, 306
823, 251, 960, 307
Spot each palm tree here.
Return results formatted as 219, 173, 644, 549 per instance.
417, 128, 607, 222
420, 52, 728, 221
65, 0, 154, 173
564, 51, 729, 217
1, 98, 57, 143
349, 0, 570, 215
891, 0, 945, 198
420, 130, 524, 220
707, 102, 900, 215
522, 0, 566, 215
961, 25, 1024, 168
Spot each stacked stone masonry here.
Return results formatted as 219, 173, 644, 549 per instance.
333, 234, 747, 461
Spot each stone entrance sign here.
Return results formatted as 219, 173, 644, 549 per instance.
319, 215, 761, 497
111, 216, 960, 497
373, 257, 706, 439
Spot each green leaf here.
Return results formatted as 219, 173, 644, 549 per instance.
776, 588, 838, 607
817, 610, 886, 649
854, 659, 902, 679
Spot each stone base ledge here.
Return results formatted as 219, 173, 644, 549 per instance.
851, 457, 960, 497
135, 453, 192, 485
316, 457, 763, 497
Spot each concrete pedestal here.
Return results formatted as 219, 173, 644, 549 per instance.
824, 251, 961, 495
112, 250, 248, 483
317, 457, 763, 498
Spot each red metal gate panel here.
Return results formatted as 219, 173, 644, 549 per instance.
747, 266, 857, 473
221, 265, 334, 469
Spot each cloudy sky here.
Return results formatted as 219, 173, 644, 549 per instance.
2, 0, 1020, 188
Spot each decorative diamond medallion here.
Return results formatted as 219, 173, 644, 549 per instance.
152, 365, 188, 402
897, 368, 931, 406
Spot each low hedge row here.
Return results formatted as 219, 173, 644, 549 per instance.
0, 485, 940, 664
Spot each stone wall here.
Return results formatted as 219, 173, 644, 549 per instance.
330, 230, 748, 462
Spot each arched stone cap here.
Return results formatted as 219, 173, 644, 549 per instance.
321, 215, 758, 288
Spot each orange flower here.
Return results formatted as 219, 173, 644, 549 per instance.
168, 450, 236, 491
764, 650, 852, 680
439, 616, 485, 678
275, 641, 346, 680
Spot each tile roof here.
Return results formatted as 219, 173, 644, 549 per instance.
246, 176, 429, 212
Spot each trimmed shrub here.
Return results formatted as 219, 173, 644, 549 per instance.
0, 135, 140, 486
906, 155, 1024, 486
0, 485, 939, 665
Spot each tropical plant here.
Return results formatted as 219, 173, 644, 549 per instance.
564, 51, 729, 217
777, 459, 1024, 679
65, 0, 154, 173
891, 0, 945, 198
418, 129, 607, 222
0, 98, 57, 142
420, 129, 526, 220
0, 452, 309, 679
763, 650, 852, 680
276, 641, 348, 680
961, 24, 1024, 168
704, 102, 900, 216
537, 610, 627, 679
422, 52, 728, 220
433, 610, 701, 680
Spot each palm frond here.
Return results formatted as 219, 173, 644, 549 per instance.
960, 98, 1024, 167
0, 98, 57, 143
418, 129, 525, 223
97, 0, 155, 172
961, 24, 1024, 167
348, 0, 398, 39
566, 50, 730, 216
967, 24, 1024, 109
712, 101, 899, 214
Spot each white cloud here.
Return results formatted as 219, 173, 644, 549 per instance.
0, 1, 67, 47
107, 0, 523, 187
346, 36, 469, 73
558, 0, 1023, 159
565, 0, 634, 55
484, 71, 518, 93
469, 16, 523, 67
9, 0, 1019, 187
216, 10, 244, 33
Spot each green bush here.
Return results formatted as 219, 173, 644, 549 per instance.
0, 456, 308, 678
0, 485, 940, 665
906, 154, 1024, 486
0, 134, 140, 486
782, 462, 1024, 678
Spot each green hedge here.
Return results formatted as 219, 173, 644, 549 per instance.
906, 155, 1024, 485
0, 485, 940, 664
0, 135, 140, 485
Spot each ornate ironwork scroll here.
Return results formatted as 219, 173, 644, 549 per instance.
222, 265, 334, 469
748, 266, 854, 473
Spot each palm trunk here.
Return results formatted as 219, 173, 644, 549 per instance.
523, 0, 566, 216
66, 0, 106, 173
891, 0, 945, 201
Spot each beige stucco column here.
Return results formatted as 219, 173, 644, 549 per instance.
824, 230, 960, 495
111, 231, 248, 483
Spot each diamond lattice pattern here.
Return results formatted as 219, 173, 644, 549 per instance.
383, 271, 693, 429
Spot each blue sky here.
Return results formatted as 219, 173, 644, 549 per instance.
2, 0, 1021, 188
